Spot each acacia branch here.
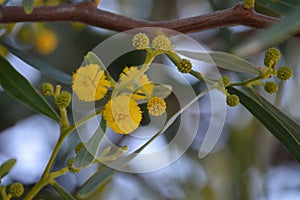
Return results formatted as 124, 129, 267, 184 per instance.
0, 2, 287, 34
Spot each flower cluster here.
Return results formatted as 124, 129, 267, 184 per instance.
132, 32, 173, 51
260, 47, 292, 94
72, 56, 168, 134
40, 83, 71, 109
222, 47, 292, 107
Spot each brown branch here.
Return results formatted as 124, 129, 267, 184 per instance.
0, 2, 286, 34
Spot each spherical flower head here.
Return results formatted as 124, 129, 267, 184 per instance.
264, 47, 281, 68
9, 182, 24, 197
226, 94, 239, 107
277, 66, 292, 81
147, 96, 167, 116
35, 29, 58, 55
40, 82, 54, 96
55, 91, 71, 109
176, 59, 192, 73
264, 81, 278, 94
119, 66, 154, 100
221, 76, 231, 87
72, 64, 111, 102
132, 32, 149, 50
103, 95, 142, 134
67, 158, 81, 174
151, 35, 173, 51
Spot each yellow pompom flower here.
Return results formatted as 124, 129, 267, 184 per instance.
119, 66, 154, 100
151, 35, 173, 51
147, 96, 167, 116
72, 64, 111, 102
132, 32, 149, 50
103, 95, 142, 134
34, 29, 58, 55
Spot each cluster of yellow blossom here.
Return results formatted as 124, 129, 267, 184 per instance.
72, 63, 167, 134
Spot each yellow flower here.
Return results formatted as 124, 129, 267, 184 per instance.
147, 96, 166, 116
103, 95, 142, 134
119, 66, 154, 100
34, 29, 58, 55
72, 64, 111, 102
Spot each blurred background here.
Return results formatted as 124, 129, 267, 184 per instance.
0, 0, 300, 199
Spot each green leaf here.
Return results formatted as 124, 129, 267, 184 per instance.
233, 9, 300, 57
2, 42, 72, 85
0, 159, 16, 182
73, 118, 106, 168
22, 0, 35, 14
0, 56, 60, 122
76, 87, 213, 198
76, 161, 127, 199
2, 0, 11, 5
256, 0, 300, 15
227, 86, 300, 162
51, 181, 76, 200
177, 50, 259, 74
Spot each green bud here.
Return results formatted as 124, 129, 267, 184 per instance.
40, 82, 54, 96
176, 59, 192, 73
221, 76, 231, 87
277, 66, 292, 81
264, 81, 278, 94
55, 91, 71, 109
264, 47, 281, 68
226, 94, 239, 107
9, 182, 24, 197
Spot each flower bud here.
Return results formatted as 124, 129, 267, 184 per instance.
55, 91, 71, 109
264, 81, 278, 94
9, 182, 24, 197
226, 94, 239, 107
277, 66, 292, 81
40, 82, 54, 96
176, 59, 192, 73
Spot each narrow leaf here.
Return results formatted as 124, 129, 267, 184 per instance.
51, 181, 76, 200
256, 0, 300, 15
228, 87, 300, 162
0, 159, 16, 179
22, 0, 35, 14
76, 88, 213, 198
177, 50, 259, 74
2, 0, 11, 5
0, 56, 60, 121
233, 9, 300, 57
73, 118, 106, 168
2, 42, 72, 85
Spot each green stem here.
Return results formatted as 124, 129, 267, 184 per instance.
0, 186, 9, 200
243, 0, 255, 9
230, 76, 261, 87
23, 179, 49, 200
24, 132, 67, 200
50, 167, 69, 179
59, 108, 69, 128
